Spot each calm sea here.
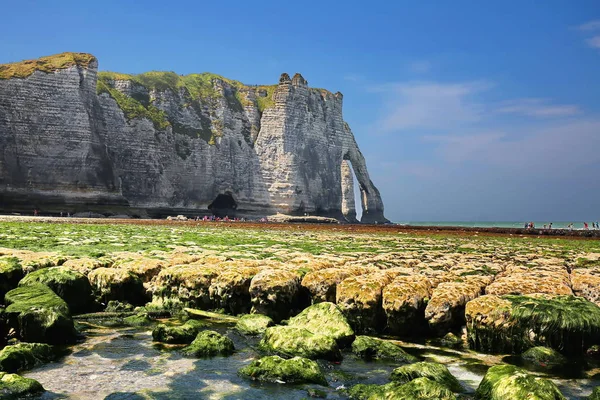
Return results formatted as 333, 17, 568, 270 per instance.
400, 221, 599, 230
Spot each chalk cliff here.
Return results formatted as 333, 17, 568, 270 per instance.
0, 53, 388, 223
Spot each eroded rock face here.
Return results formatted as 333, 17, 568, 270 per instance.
0, 53, 387, 222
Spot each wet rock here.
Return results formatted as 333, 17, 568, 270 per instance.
88, 268, 146, 306
287, 302, 354, 347
249, 269, 301, 322
116, 258, 166, 283
182, 330, 234, 357
0, 343, 56, 373
382, 275, 431, 336
476, 364, 565, 399
521, 347, 568, 370
0, 372, 44, 399
150, 264, 220, 309
209, 266, 259, 315
0, 258, 23, 302
348, 378, 455, 400
466, 294, 600, 356
485, 265, 572, 296
62, 257, 113, 275
238, 355, 327, 385
351, 335, 417, 363
19, 266, 93, 314
260, 326, 342, 361
234, 314, 274, 336
439, 332, 464, 348
424, 278, 485, 335
104, 301, 134, 312
152, 320, 206, 344
301, 268, 354, 303
571, 268, 600, 306
4, 284, 76, 344
390, 361, 463, 392
589, 387, 600, 400
122, 313, 153, 327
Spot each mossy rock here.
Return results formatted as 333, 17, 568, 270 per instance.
0, 343, 56, 373
105, 301, 134, 313
521, 347, 568, 370
182, 330, 234, 357
19, 266, 93, 314
390, 361, 463, 392
122, 313, 153, 327
0, 372, 44, 399
348, 378, 456, 400
466, 294, 600, 356
351, 335, 417, 363
249, 269, 302, 323
440, 332, 464, 348
589, 386, 600, 400
260, 326, 342, 361
4, 284, 76, 344
287, 302, 354, 347
476, 364, 565, 400
235, 314, 274, 336
0, 258, 23, 302
152, 320, 206, 344
586, 345, 600, 359
238, 355, 327, 385
88, 268, 146, 306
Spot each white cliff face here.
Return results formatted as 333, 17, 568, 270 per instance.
0, 54, 388, 222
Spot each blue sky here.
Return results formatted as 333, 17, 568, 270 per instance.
2, 1, 599, 222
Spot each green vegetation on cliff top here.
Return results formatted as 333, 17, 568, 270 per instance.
0, 52, 96, 80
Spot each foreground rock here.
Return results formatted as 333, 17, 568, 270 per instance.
301, 268, 355, 303
152, 320, 206, 344
476, 364, 565, 399
287, 302, 354, 347
382, 275, 431, 336
238, 355, 327, 385
150, 265, 220, 310
88, 268, 146, 306
466, 294, 600, 355
348, 377, 456, 400
0, 372, 44, 399
209, 267, 260, 315
351, 336, 417, 363
249, 269, 302, 322
0, 258, 23, 301
485, 265, 572, 296
521, 347, 568, 370
234, 314, 274, 336
390, 361, 463, 392
4, 284, 76, 344
260, 326, 342, 361
182, 330, 234, 357
19, 266, 93, 314
571, 267, 600, 306
0, 343, 56, 373
589, 387, 600, 400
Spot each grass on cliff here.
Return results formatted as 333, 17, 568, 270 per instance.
0, 52, 96, 80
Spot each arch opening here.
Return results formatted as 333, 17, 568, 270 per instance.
208, 193, 237, 217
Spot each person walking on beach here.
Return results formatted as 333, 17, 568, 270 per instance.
584, 222, 589, 230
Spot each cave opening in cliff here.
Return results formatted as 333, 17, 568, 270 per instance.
208, 193, 237, 217
340, 158, 360, 223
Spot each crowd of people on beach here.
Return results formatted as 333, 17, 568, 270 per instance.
528, 221, 600, 230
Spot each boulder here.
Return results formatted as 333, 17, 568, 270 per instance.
149, 264, 220, 309
287, 302, 354, 347
88, 268, 146, 306
115, 258, 166, 283
571, 268, 600, 306
209, 266, 259, 315
382, 275, 431, 336
249, 269, 301, 322
485, 266, 572, 296
260, 326, 342, 361
238, 355, 327, 385
466, 294, 600, 356
152, 320, 206, 344
301, 268, 354, 303
0, 258, 23, 302
347, 378, 455, 400
182, 330, 234, 357
351, 335, 417, 363
4, 284, 76, 344
19, 266, 93, 314
390, 361, 463, 392
476, 364, 565, 400
521, 347, 568, 370
0, 343, 56, 373
0, 372, 45, 399
122, 312, 153, 327
234, 314, 274, 336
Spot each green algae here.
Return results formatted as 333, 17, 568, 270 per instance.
238, 355, 327, 385
152, 319, 206, 344
182, 330, 234, 357
348, 378, 456, 400
351, 335, 418, 363
521, 346, 568, 370
589, 387, 600, 400
259, 326, 342, 361
390, 361, 463, 392
234, 314, 273, 336
0, 372, 44, 399
0, 343, 56, 373
476, 364, 565, 400
0, 257, 23, 302
287, 302, 354, 347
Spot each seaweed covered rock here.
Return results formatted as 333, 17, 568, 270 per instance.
122, 312, 153, 327
115, 258, 166, 283
209, 267, 260, 315
249, 269, 301, 322
351, 335, 417, 363
382, 275, 431, 336
476, 364, 565, 400
0, 258, 23, 302
4, 284, 76, 344
521, 347, 568, 370
466, 294, 600, 356
19, 266, 93, 314
238, 355, 327, 385
0, 372, 44, 399
301, 268, 354, 303
589, 387, 600, 400
485, 265, 572, 297
234, 314, 274, 336
571, 268, 600, 307
61, 257, 113, 275
152, 320, 206, 344
0, 343, 56, 373
260, 326, 342, 361
287, 302, 354, 347
182, 330, 234, 357
348, 378, 455, 400
390, 361, 462, 392
88, 268, 146, 306
150, 264, 220, 309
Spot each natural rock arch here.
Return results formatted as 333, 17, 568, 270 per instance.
208, 193, 237, 217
